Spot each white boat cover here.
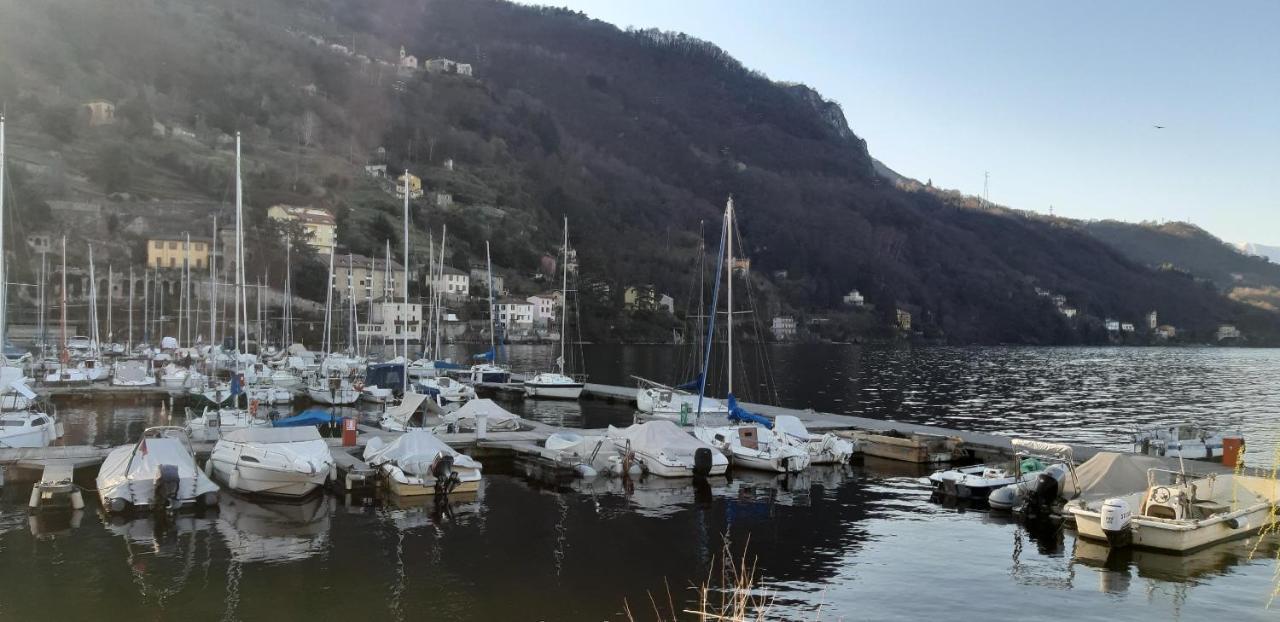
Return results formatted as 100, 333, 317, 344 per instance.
99, 436, 219, 501
773, 415, 811, 439
1011, 438, 1074, 461
382, 392, 429, 428
221, 426, 323, 444
607, 420, 715, 461
437, 399, 521, 431
1072, 451, 1172, 501
114, 361, 152, 383
161, 336, 179, 349
362, 430, 481, 475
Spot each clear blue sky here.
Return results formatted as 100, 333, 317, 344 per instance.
529, 1, 1279, 245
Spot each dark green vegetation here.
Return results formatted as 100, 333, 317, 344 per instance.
0, 0, 1275, 344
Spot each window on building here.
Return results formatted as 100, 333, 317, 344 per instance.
169, 241, 178, 249
154, 241, 163, 249
169, 257, 176, 268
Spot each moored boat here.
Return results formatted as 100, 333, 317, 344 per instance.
208, 427, 335, 498
606, 420, 727, 478
96, 426, 220, 513
362, 429, 483, 496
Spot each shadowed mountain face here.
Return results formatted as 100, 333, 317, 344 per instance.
0, 0, 1275, 344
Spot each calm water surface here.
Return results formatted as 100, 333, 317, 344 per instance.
2, 345, 1278, 620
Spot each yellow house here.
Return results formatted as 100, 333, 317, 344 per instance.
267, 205, 337, 254
395, 172, 424, 199
148, 237, 211, 269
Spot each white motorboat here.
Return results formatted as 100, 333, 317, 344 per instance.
208, 427, 334, 498
694, 424, 811, 473
928, 457, 1046, 501
247, 385, 293, 405
417, 375, 476, 404
160, 363, 198, 389
636, 384, 729, 423
361, 384, 394, 403
380, 392, 429, 432
43, 362, 89, 385
773, 415, 856, 464
268, 369, 303, 390
185, 406, 270, 442
523, 372, 584, 400
96, 426, 220, 513
432, 398, 522, 434
0, 409, 62, 448
987, 440, 1079, 514
305, 373, 359, 405
67, 335, 93, 353
1133, 423, 1237, 461
606, 420, 728, 478
79, 357, 108, 382
1069, 469, 1280, 553
363, 430, 483, 496
111, 359, 156, 387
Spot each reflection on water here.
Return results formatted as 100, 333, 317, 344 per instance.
2, 345, 1278, 620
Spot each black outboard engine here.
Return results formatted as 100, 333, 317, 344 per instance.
155, 464, 181, 512
431, 454, 457, 495
692, 448, 714, 477
1023, 471, 1061, 521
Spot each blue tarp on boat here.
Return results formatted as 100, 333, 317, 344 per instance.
274, 408, 338, 427
472, 349, 495, 361
675, 374, 703, 392
726, 394, 773, 429
365, 363, 405, 390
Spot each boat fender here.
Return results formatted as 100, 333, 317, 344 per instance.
329, 464, 338, 484
1100, 498, 1133, 548
1227, 517, 1248, 530
28, 486, 40, 509
200, 491, 218, 507
71, 488, 85, 510
204, 459, 215, 477
693, 448, 714, 477
108, 497, 128, 513
229, 468, 241, 491
575, 464, 598, 478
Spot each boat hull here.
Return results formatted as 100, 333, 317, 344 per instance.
522, 382, 584, 400
210, 460, 327, 498
1072, 504, 1272, 553
386, 476, 481, 497
306, 387, 360, 405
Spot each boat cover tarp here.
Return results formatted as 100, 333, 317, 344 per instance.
222, 426, 323, 444
1073, 451, 1171, 502
772, 415, 811, 440
675, 374, 703, 392
1011, 438, 1073, 462
472, 349, 495, 361
726, 394, 773, 429
362, 429, 480, 475
273, 409, 339, 428
381, 392, 429, 428
98, 435, 218, 500
436, 399, 520, 431
365, 363, 405, 390
114, 361, 151, 383
607, 420, 716, 461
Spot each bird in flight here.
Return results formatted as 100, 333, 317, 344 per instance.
1153, 125, 1165, 129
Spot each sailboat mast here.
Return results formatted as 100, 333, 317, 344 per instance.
283, 237, 291, 347
60, 237, 67, 358
427, 234, 434, 358
323, 244, 335, 354
127, 266, 134, 350
107, 264, 113, 345
234, 133, 244, 354
0, 114, 6, 350
210, 215, 217, 348
401, 170, 409, 393
486, 240, 494, 357
726, 197, 734, 396
435, 226, 447, 359
559, 217, 569, 375
88, 246, 99, 357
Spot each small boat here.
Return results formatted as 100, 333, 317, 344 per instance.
360, 384, 394, 403
379, 392, 430, 432
635, 380, 729, 422
43, 362, 89, 385
465, 363, 510, 384
305, 373, 359, 405
1132, 424, 1238, 461
694, 424, 811, 473
929, 456, 1046, 501
1068, 469, 1280, 552
246, 384, 293, 405
185, 406, 270, 442
159, 363, 195, 389
362, 429, 483, 496
522, 372, 584, 400
987, 440, 1079, 515
110, 359, 156, 387
416, 375, 476, 404
772, 415, 857, 464
96, 426, 220, 513
208, 427, 335, 498
0, 409, 62, 448
432, 398, 522, 434
606, 420, 728, 478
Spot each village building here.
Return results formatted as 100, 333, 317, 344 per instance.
429, 266, 470, 300
147, 236, 211, 270
395, 172, 424, 199
267, 205, 337, 254
495, 297, 534, 327
771, 316, 797, 341
657, 293, 675, 314
896, 308, 912, 332
357, 301, 422, 343
527, 294, 557, 325
332, 253, 410, 303
842, 290, 865, 307
624, 285, 656, 310
470, 267, 505, 295
81, 100, 116, 126
1217, 325, 1241, 341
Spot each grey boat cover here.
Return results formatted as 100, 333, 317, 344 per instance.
1073, 452, 1170, 501
437, 399, 521, 431
221, 426, 322, 444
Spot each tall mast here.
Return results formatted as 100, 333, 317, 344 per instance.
427, 234, 434, 358
38, 252, 46, 356
559, 217, 569, 375
322, 243, 335, 354
726, 197, 734, 396
383, 240, 390, 349
60, 237, 67, 359
235, 133, 244, 354
107, 264, 114, 344
210, 215, 217, 347
127, 266, 134, 350
401, 170, 409, 393
486, 240, 494, 358
142, 268, 149, 345
346, 253, 355, 353
283, 237, 291, 347
435, 226, 447, 359
88, 246, 99, 358
0, 114, 7, 350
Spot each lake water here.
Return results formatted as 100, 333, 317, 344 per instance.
2, 345, 1279, 620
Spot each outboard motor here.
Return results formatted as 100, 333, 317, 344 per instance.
154, 464, 181, 512
431, 454, 456, 495
1099, 498, 1133, 548
692, 448, 714, 477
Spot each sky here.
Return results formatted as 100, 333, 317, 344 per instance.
528, 1, 1279, 245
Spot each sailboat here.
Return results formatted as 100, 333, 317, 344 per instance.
305, 243, 358, 405
689, 198, 809, 473
0, 114, 63, 447
523, 217, 584, 399
415, 227, 476, 403
467, 240, 510, 384
43, 237, 89, 384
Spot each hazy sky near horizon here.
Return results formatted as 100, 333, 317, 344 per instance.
532, 1, 1278, 245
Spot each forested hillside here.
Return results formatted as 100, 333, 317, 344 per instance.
0, 0, 1276, 344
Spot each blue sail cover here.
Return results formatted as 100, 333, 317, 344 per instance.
726, 394, 773, 429
472, 349, 495, 361
273, 408, 338, 428
675, 374, 703, 392
230, 372, 243, 396
365, 363, 404, 390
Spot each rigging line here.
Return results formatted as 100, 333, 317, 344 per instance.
732, 213, 780, 405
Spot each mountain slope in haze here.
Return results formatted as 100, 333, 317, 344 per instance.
0, 0, 1276, 345
1084, 221, 1280, 291
1239, 242, 1280, 264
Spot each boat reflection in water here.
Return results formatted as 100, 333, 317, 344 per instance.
215, 493, 334, 564
1072, 533, 1280, 594
378, 484, 486, 532
101, 509, 220, 606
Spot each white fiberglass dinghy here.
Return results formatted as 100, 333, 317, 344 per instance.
1132, 424, 1237, 461
693, 424, 811, 473
523, 372, 584, 400
208, 427, 335, 498
606, 420, 727, 478
97, 426, 220, 513
363, 430, 483, 496
773, 415, 856, 464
